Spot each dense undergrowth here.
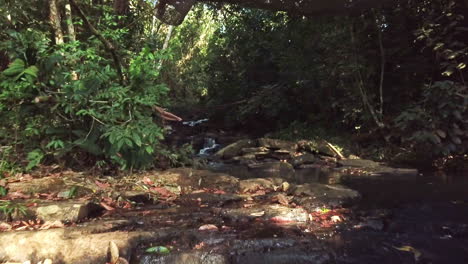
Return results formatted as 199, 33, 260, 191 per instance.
0, 0, 467, 174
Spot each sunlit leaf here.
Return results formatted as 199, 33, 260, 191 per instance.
456, 63, 466, 69
145, 246, 170, 254
393, 245, 422, 261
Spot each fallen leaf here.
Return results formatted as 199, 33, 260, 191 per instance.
5, 191, 30, 199
193, 241, 206, 249
95, 180, 110, 189
275, 194, 289, 205
109, 241, 120, 264
331, 215, 342, 222
142, 176, 154, 186
393, 245, 422, 261
0, 221, 12, 231
150, 186, 175, 198
198, 224, 218, 231
40, 220, 64, 230
100, 202, 115, 211
145, 246, 170, 254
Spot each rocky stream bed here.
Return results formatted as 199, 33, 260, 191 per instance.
0, 137, 467, 264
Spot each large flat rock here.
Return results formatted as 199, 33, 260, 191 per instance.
291, 183, 360, 208
0, 221, 170, 264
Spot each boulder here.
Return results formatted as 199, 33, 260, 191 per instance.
0, 222, 168, 264
36, 201, 101, 222
214, 139, 257, 159
337, 159, 381, 168
7, 177, 67, 195
232, 154, 258, 164
220, 204, 309, 224
257, 138, 297, 151
297, 139, 342, 158
291, 183, 360, 208
247, 161, 295, 180
178, 192, 242, 207
239, 178, 284, 193
291, 153, 317, 168
242, 147, 269, 154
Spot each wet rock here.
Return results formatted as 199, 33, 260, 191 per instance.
232, 248, 332, 264
247, 161, 295, 180
239, 178, 283, 193
291, 183, 360, 208
257, 138, 297, 151
121, 191, 153, 204
220, 205, 309, 224
179, 192, 242, 207
338, 159, 381, 168
269, 149, 294, 160
354, 219, 385, 231
143, 169, 240, 193
292, 153, 317, 168
242, 147, 269, 154
214, 139, 257, 159
36, 201, 101, 222
297, 140, 340, 158
232, 154, 258, 164
139, 251, 228, 264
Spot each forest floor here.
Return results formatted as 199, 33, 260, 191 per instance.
0, 130, 468, 264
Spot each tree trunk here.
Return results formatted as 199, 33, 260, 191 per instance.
64, 2, 76, 42
162, 25, 174, 50
49, 0, 64, 45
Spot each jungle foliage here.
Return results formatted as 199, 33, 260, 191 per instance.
0, 0, 466, 171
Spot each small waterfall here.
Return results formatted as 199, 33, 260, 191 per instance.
183, 118, 209, 127
198, 137, 220, 156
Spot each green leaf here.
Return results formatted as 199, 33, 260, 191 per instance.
2, 59, 25, 76
145, 246, 170, 254
23, 66, 39, 78
133, 133, 142, 147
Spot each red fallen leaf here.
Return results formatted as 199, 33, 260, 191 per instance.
100, 202, 115, 211
95, 180, 110, 189
151, 186, 175, 197
194, 241, 206, 249
5, 191, 30, 199
251, 190, 266, 196
198, 224, 218, 231
39, 220, 64, 230
26, 202, 38, 207
212, 189, 226, 194
142, 176, 154, 186
270, 216, 295, 224
141, 210, 152, 216
0, 222, 12, 231
191, 189, 206, 194
37, 192, 59, 200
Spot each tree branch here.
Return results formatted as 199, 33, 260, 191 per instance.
69, 0, 125, 85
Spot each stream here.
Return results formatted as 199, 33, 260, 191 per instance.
128, 136, 468, 264
0, 130, 467, 264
